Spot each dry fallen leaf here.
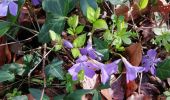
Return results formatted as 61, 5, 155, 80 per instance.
125, 43, 142, 97
101, 88, 113, 100
82, 74, 99, 89
126, 43, 142, 66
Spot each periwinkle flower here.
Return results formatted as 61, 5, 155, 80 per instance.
68, 55, 96, 80
68, 55, 120, 84
93, 59, 121, 84
121, 57, 145, 83
31, 0, 41, 6
63, 39, 73, 49
142, 49, 161, 75
0, 0, 18, 16
80, 41, 103, 60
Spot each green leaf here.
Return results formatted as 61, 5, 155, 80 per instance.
73, 34, 86, 48
138, 0, 149, 10
0, 70, 14, 82
93, 37, 109, 60
93, 19, 108, 30
64, 89, 92, 100
13, 95, 28, 100
71, 48, 81, 58
67, 15, 79, 28
78, 70, 84, 81
75, 25, 84, 34
54, 44, 62, 51
39, 0, 77, 43
122, 37, 131, 44
87, 6, 96, 23
80, 0, 98, 16
94, 8, 101, 20
157, 58, 170, 80
54, 95, 65, 100
108, 0, 128, 5
103, 30, 113, 41
23, 54, 33, 65
0, 21, 10, 36
93, 90, 102, 100
2, 63, 25, 76
49, 30, 58, 41
49, 30, 61, 43
45, 59, 64, 80
67, 27, 74, 35
29, 88, 50, 100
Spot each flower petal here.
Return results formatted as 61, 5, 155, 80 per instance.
105, 59, 121, 75
147, 49, 157, 58
63, 39, 73, 49
84, 66, 95, 78
0, 2, 8, 16
100, 67, 109, 84
76, 55, 88, 63
32, 0, 41, 6
68, 63, 80, 80
9, 2, 18, 16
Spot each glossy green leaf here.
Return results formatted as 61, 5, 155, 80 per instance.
2, 63, 25, 76
54, 95, 65, 100
68, 15, 79, 28
93, 90, 102, 100
93, 19, 108, 30
0, 21, 10, 36
49, 30, 58, 41
157, 58, 170, 80
64, 89, 92, 100
0, 71, 14, 82
45, 59, 64, 80
93, 37, 109, 60
108, 0, 128, 5
75, 25, 84, 34
138, 0, 149, 10
13, 95, 28, 100
94, 8, 101, 20
87, 6, 96, 23
54, 44, 62, 51
29, 88, 49, 100
71, 48, 81, 58
78, 70, 84, 81
39, 0, 77, 43
103, 30, 113, 41
80, 0, 98, 16
73, 34, 86, 48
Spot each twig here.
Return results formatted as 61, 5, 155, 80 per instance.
40, 43, 47, 100
0, 34, 38, 47
28, 45, 54, 77
138, 72, 143, 94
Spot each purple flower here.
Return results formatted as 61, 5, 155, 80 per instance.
142, 49, 161, 75
0, 0, 18, 16
68, 55, 96, 80
63, 39, 73, 49
121, 57, 145, 83
80, 41, 103, 60
68, 55, 120, 84
32, 0, 41, 6
94, 59, 121, 84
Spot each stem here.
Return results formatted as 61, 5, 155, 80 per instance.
40, 43, 47, 100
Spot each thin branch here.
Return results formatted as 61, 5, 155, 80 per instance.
28, 46, 54, 77
0, 34, 38, 47
40, 43, 47, 100
138, 72, 143, 94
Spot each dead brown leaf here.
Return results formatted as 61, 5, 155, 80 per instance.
126, 43, 142, 66
101, 88, 113, 100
